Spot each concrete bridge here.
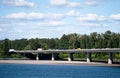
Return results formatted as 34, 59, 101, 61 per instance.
9, 48, 120, 64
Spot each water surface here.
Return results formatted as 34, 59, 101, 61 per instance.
0, 64, 120, 78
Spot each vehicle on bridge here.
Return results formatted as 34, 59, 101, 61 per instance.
37, 48, 43, 51
9, 49, 15, 52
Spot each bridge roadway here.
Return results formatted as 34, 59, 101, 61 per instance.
9, 48, 120, 64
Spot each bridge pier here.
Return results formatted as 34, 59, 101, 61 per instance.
51, 53, 55, 61
36, 53, 39, 60
108, 52, 113, 64
68, 53, 73, 61
23, 53, 25, 57
87, 53, 92, 63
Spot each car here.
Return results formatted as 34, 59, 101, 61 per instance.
9, 49, 15, 52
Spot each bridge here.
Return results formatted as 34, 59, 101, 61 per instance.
9, 48, 120, 64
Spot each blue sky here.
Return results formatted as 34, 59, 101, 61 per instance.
0, 0, 120, 40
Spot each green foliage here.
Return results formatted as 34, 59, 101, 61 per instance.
24, 44, 32, 50
73, 53, 86, 58
113, 53, 120, 59
68, 33, 80, 49
0, 30, 120, 59
58, 53, 68, 59
10, 54, 25, 58
2, 39, 10, 56
92, 53, 108, 59
24, 38, 41, 50
59, 34, 70, 49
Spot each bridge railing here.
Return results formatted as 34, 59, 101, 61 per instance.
9, 48, 120, 53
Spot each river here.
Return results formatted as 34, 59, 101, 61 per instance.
0, 64, 120, 78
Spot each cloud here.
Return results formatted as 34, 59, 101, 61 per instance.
50, 0, 66, 6
66, 10, 76, 16
1, 21, 67, 39
77, 14, 105, 22
3, 0, 36, 8
66, 10, 81, 17
67, 2, 82, 8
0, 12, 117, 40
85, 0, 98, 6
85, 0, 111, 6
5, 11, 109, 27
4, 11, 114, 24
6, 12, 65, 21
48, 13, 65, 20
79, 22, 102, 27
5, 10, 81, 21
50, 0, 81, 8
49, 0, 101, 8
6, 12, 50, 20
47, 21, 66, 26
37, 21, 66, 26
110, 14, 120, 21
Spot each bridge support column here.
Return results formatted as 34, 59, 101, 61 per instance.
108, 52, 113, 64
68, 53, 73, 61
36, 53, 39, 60
87, 53, 92, 63
23, 53, 25, 57
51, 53, 55, 61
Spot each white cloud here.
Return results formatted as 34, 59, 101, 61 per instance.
85, 0, 98, 6
68, 2, 82, 8
77, 14, 105, 22
4, 11, 110, 24
49, 0, 101, 8
3, 0, 35, 8
110, 14, 120, 21
6, 12, 65, 21
7, 12, 27, 19
50, 0, 66, 6
48, 21, 65, 26
48, 13, 65, 20
5, 10, 82, 21
37, 21, 66, 26
50, 0, 81, 8
66, 10, 80, 17
5, 12, 108, 26
66, 10, 76, 16
79, 22, 101, 27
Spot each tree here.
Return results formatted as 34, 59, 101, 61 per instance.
0, 40, 4, 52
59, 34, 70, 49
40, 39, 49, 49
68, 33, 80, 49
117, 34, 120, 48
48, 38, 58, 49
111, 33, 119, 48
2, 39, 10, 56
24, 44, 32, 50
89, 32, 97, 48
95, 34, 103, 48
80, 34, 87, 49
103, 30, 112, 48
25, 38, 41, 50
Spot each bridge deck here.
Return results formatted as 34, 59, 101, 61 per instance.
10, 48, 120, 53
9, 48, 120, 64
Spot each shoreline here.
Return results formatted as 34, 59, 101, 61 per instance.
0, 60, 120, 66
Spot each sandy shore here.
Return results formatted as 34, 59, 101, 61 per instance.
0, 60, 120, 66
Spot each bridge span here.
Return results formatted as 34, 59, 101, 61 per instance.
9, 48, 120, 64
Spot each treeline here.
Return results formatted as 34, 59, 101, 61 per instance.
0, 30, 120, 58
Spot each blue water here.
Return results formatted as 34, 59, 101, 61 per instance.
0, 64, 120, 78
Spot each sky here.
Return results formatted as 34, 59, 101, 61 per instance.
0, 0, 120, 40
